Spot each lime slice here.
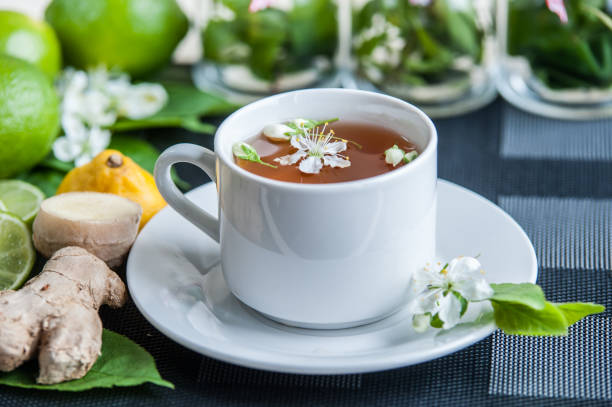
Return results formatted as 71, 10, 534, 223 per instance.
0, 180, 45, 224
0, 211, 34, 289
0, 199, 6, 211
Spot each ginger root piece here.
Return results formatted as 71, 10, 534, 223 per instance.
57, 150, 167, 229
0, 246, 126, 384
33, 191, 142, 268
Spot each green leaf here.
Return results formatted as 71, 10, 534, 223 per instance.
38, 156, 74, 173
110, 83, 238, 134
109, 135, 190, 190
14, 169, 65, 198
232, 142, 276, 168
0, 329, 173, 391
492, 301, 569, 336
554, 302, 605, 325
490, 283, 547, 310
155, 83, 239, 118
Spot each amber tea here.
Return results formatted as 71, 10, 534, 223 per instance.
233, 119, 419, 184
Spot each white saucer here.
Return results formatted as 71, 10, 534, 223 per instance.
127, 180, 537, 374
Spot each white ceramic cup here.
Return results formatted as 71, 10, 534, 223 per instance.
154, 89, 437, 329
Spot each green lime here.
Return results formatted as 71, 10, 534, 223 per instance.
0, 200, 6, 212
0, 211, 35, 290
0, 55, 60, 179
0, 180, 45, 224
0, 10, 62, 79
45, 0, 188, 77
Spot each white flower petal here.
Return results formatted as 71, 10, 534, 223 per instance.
82, 90, 116, 126
447, 257, 482, 280
87, 127, 111, 153
384, 145, 405, 166
75, 153, 94, 167
298, 156, 323, 174
263, 123, 293, 141
118, 83, 168, 119
438, 293, 463, 330
61, 113, 89, 142
323, 155, 351, 168
412, 313, 431, 333
274, 150, 307, 166
412, 267, 446, 288
322, 141, 347, 154
52, 136, 81, 162
293, 118, 308, 128
410, 288, 442, 315
454, 278, 493, 301
290, 135, 310, 151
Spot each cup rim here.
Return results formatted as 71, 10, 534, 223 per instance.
214, 88, 437, 191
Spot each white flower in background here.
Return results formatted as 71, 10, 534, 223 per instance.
274, 125, 350, 174
409, 257, 493, 331
354, 14, 405, 71
263, 123, 294, 141
52, 65, 167, 166
53, 125, 111, 167
409, 0, 432, 5
112, 83, 168, 119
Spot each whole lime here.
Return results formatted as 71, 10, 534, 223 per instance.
0, 11, 62, 79
0, 55, 60, 179
45, 0, 188, 78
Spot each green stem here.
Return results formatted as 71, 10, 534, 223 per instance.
256, 159, 277, 168
580, 3, 612, 32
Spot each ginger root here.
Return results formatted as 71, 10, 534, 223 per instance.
0, 246, 126, 384
33, 191, 142, 268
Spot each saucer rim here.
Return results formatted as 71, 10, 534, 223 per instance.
127, 179, 537, 374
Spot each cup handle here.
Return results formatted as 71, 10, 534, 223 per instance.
154, 143, 220, 243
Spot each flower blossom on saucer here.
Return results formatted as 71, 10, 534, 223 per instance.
274, 124, 350, 174
409, 256, 493, 331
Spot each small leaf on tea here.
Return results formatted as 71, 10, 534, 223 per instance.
232, 142, 276, 168
404, 150, 419, 163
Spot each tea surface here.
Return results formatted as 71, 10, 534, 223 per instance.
236, 121, 418, 184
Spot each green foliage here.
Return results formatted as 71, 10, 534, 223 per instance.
14, 168, 64, 198
353, 0, 484, 86
110, 83, 237, 134
202, 0, 337, 80
490, 283, 605, 336
0, 329, 173, 391
508, 0, 612, 88
492, 301, 570, 336
489, 283, 546, 310
109, 135, 190, 190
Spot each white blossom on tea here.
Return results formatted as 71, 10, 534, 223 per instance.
384, 145, 419, 166
292, 118, 308, 128
384, 145, 405, 167
274, 125, 350, 174
263, 123, 294, 141
233, 142, 277, 168
409, 257, 493, 331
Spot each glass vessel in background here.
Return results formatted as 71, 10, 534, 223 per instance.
193, 0, 339, 103
497, 0, 612, 119
352, 0, 496, 118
